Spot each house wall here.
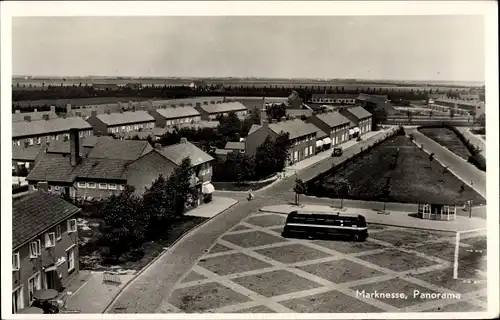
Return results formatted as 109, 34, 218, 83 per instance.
12, 215, 79, 312
12, 130, 93, 148
330, 123, 351, 145
150, 110, 202, 128
106, 121, 155, 135
245, 126, 274, 157
287, 134, 316, 165
86, 116, 108, 136
126, 151, 176, 195
72, 181, 125, 200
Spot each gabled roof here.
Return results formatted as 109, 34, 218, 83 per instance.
13, 191, 80, 249
12, 111, 59, 123
315, 111, 351, 128
46, 135, 106, 154
224, 141, 245, 150
286, 109, 313, 118
96, 111, 155, 126
157, 141, 214, 167
26, 153, 79, 183
155, 106, 200, 119
178, 120, 220, 130
344, 106, 372, 120
248, 124, 262, 136
12, 117, 92, 138
77, 158, 130, 180
314, 127, 329, 139
197, 102, 247, 114
12, 146, 42, 162
269, 119, 318, 140
87, 138, 153, 160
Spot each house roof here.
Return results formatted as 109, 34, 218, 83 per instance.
286, 109, 313, 118
12, 117, 92, 138
311, 93, 358, 99
12, 111, 59, 123
87, 138, 153, 161
96, 111, 155, 126
356, 93, 388, 104
46, 135, 106, 154
288, 91, 301, 100
12, 146, 42, 161
248, 124, 262, 136
314, 127, 329, 139
177, 120, 220, 130
77, 158, 130, 180
155, 106, 200, 119
224, 141, 245, 150
197, 102, 247, 114
215, 148, 233, 156
157, 141, 214, 167
26, 153, 79, 183
315, 111, 351, 128
344, 106, 372, 120
13, 191, 80, 249
269, 119, 319, 140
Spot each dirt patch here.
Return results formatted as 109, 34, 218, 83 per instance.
311, 135, 485, 205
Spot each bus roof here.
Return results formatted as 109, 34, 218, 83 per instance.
291, 210, 361, 218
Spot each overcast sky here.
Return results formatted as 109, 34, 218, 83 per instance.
12, 16, 484, 82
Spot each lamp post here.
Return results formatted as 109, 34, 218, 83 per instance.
468, 200, 473, 218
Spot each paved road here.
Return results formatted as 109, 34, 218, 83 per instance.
410, 128, 486, 198
107, 128, 486, 313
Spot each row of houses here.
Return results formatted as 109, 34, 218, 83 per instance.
12, 101, 248, 147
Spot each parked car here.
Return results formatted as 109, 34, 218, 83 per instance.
331, 147, 343, 157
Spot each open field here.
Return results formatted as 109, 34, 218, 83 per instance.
418, 127, 472, 160
164, 211, 487, 313
314, 135, 484, 205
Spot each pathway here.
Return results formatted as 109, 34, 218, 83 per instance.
185, 197, 238, 218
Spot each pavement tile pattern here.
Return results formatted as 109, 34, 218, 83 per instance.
169, 212, 487, 313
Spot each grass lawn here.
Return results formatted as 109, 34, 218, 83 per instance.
78, 215, 207, 272
418, 127, 472, 160
316, 135, 485, 205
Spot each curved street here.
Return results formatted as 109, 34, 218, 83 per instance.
106, 128, 487, 313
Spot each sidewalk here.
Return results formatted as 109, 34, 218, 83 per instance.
260, 204, 486, 233
185, 197, 238, 218
64, 271, 135, 313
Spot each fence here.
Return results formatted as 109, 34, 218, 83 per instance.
103, 272, 122, 285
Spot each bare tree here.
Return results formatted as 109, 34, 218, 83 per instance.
332, 178, 352, 209
293, 178, 307, 205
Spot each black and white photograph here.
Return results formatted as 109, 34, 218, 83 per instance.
1, 1, 498, 319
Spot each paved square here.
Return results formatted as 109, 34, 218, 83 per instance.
182, 271, 208, 283
245, 214, 286, 228
423, 301, 486, 312
230, 225, 252, 232
199, 253, 273, 276
232, 305, 277, 313
313, 238, 387, 254
351, 278, 441, 309
411, 241, 457, 263
370, 229, 450, 247
208, 243, 233, 254
280, 290, 383, 313
232, 270, 322, 297
255, 243, 330, 264
413, 268, 486, 293
170, 282, 251, 312
360, 248, 437, 272
222, 231, 287, 248
298, 259, 386, 284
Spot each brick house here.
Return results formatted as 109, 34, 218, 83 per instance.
12, 116, 93, 148
149, 106, 201, 128
86, 110, 156, 136
339, 106, 372, 136
12, 191, 80, 314
307, 111, 351, 147
245, 117, 318, 165
12, 106, 59, 123
194, 102, 248, 121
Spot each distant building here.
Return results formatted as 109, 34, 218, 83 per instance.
194, 102, 248, 120
124, 83, 143, 90
150, 106, 201, 128
86, 110, 156, 135
12, 107, 59, 123
92, 83, 119, 91
285, 91, 303, 109
12, 191, 80, 313
339, 106, 372, 136
189, 80, 208, 90
307, 111, 351, 147
309, 94, 357, 105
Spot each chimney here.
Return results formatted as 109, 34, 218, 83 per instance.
120, 109, 124, 114
91, 110, 98, 118
50, 106, 56, 113
271, 119, 278, 124
34, 109, 38, 112
154, 143, 162, 149
66, 104, 71, 114
15, 110, 21, 114
43, 114, 50, 121
37, 181, 49, 192
180, 137, 188, 144
262, 120, 269, 129
280, 116, 286, 122
24, 115, 31, 122
106, 109, 111, 115
128, 101, 133, 109
196, 102, 201, 108
70, 128, 81, 166
260, 108, 267, 125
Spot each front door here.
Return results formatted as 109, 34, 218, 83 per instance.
45, 271, 56, 290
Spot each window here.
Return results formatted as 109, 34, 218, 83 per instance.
12, 252, 20, 271
29, 240, 41, 258
67, 245, 76, 273
54, 186, 60, 191
99, 183, 107, 189
67, 219, 77, 233
12, 287, 23, 314
48, 186, 53, 192
28, 273, 41, 304
28, 138, 34, 146
119, 185, 126, 190
77, 182, 86, 188
56, 225, 62, 240
309, 146, 313, 155
108, 183, 117, 190
45, 232, 56, 248
88, 182, 96, 189
304, 147, 309, 157
17, 140, 21, 146
37, 137, 41, 145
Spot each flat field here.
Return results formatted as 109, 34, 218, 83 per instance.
317, 135, 485, 205
418, 127, 472, 160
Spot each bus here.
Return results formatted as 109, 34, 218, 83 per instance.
282, 211, 368, 241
